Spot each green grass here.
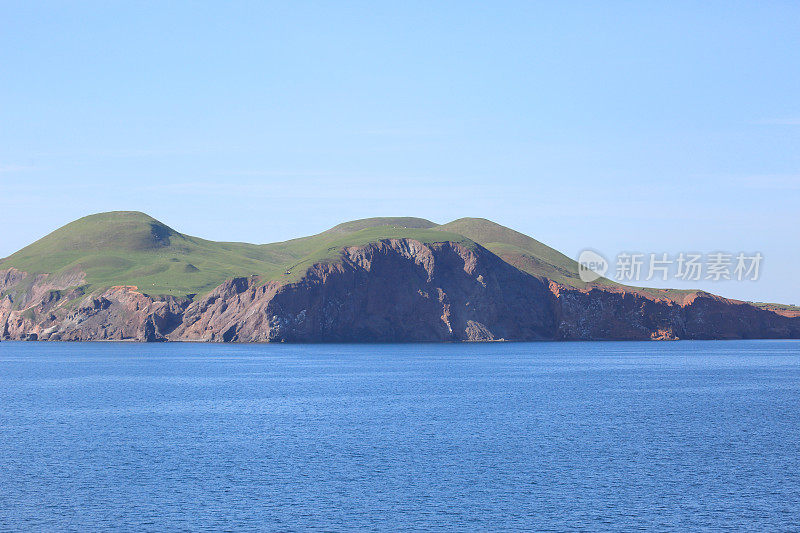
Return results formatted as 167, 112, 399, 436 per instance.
431, 219, 705, 302
320, 217, 436, 234
278, 227, 474, 283
751, 301, 800, 313
1, 212, 281, 297
434, 217, 606, 287
0, 212, 464, 298
0, 211, 751, 307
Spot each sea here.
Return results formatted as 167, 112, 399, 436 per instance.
1, 340, 799, 531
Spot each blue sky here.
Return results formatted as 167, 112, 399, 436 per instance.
1, 1, 799, 303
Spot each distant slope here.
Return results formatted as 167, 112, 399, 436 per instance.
321, 217, 436, 234
751, 302, 800, 318
0, 211, 785, 309
255, 216, 445, 279
1, 211, 283, 296
433, 218, 700, 304
0, 213, 464, 297
434, 218, 594, 287
2, 211, 799, 343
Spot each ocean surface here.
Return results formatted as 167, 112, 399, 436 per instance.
1, 340, 799, 531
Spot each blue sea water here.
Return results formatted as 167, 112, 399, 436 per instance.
1, 340, 799, 532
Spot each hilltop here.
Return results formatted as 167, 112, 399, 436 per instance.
1, 211, 798, 342
1, 211, 698, 303
1, 212, 470, 297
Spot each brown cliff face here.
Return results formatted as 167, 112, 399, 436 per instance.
550, 284, 800, 340
0, 279, 189, 342
1, 239, 799, 342
171, 240, 558, 342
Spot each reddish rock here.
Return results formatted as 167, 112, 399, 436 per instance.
1, 240, 799, 343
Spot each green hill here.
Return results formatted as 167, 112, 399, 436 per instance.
434, 217, 595, 287
0, 211, 768, 306
0, 212, 469, 297
432, 218, 694, 302
2, 212, 277, 296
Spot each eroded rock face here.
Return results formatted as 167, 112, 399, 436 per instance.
171, 240, 558, 342
171, 278, 282, 342
0, 280, 189, 342
268, 240, 557, 342
1, 240, 799, 343
550, 284, 800, 340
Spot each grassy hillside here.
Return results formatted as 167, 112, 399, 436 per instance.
0, 212, 466, 297
322, 217, 436, 234
434, 218, 596, 287
0, 211, 736, 305
273, 226, 473, 283
432, 218, 696, 303
751, 302, 800, 317
1, 212, 278, 296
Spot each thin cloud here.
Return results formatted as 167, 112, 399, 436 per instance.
27, 146, 236, 159
213, 170, 340, 178
754, 118, 800, 126
362, 128, 444, 136
738, 174, 800, 190
0, 164, 37, 173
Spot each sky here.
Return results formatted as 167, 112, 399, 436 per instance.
1, 1, 799, 303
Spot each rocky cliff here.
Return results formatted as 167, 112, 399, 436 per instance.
2, 239, 799, 342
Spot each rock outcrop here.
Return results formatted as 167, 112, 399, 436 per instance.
551, 284, 800, 340
170, 240, 558, 342
1, 239, 799, 342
